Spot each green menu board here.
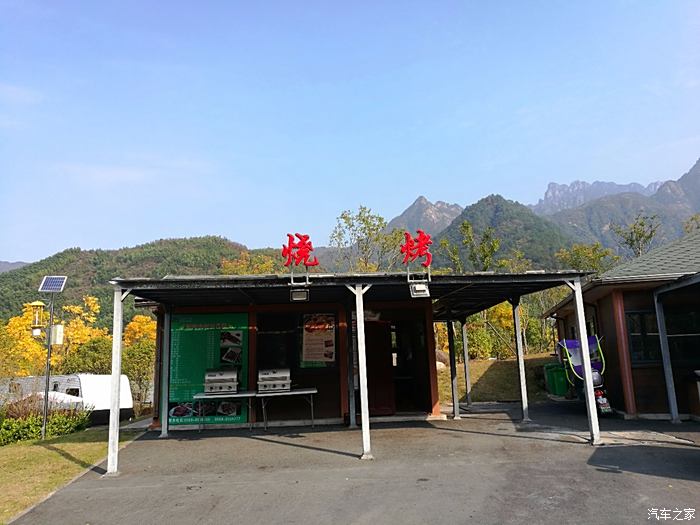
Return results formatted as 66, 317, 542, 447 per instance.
168, 313, 248, 426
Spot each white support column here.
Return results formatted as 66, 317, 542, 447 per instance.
107, 287, 124, 475
347, 284, 373, 459
461, 321, 472, 405
653, 292, 680, 423
160, 310, 171, 438
572, 278, 601, 445
447, 320, 460, 419
511, 299, 530, 422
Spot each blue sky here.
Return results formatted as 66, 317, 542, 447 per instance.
1, 1, 699, 262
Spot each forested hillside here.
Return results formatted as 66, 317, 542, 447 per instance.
435, 195, 574, 270
0, 236, 245, 326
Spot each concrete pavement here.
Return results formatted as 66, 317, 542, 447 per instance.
12, 402, 700, 525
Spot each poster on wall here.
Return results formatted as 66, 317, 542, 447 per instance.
168, 313, 248, 426
301, 314, 336, 367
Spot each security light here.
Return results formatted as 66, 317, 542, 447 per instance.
290, 288, 310, 302
409, 283, 430, 298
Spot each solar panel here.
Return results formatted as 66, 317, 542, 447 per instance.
38, 276, 67, 293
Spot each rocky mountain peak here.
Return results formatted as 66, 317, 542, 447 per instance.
387, 196, 463, 236
531, 179, 667, 215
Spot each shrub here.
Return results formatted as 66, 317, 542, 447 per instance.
3, 392, 44, 419
0, 408, 91, 446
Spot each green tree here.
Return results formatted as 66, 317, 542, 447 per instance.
438, 238, 464, 273
611, 214, 660, 258
437, 220, 501, 272
684, 213, 700, 234
329, 206, 403, 271
497, 249, 532, 273
123, 339, 155, 404
461, 221, 500, 271
555, 242, 619, 274
57, 336, 112, 375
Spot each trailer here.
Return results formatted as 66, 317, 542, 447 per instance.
2, 374, 134, 425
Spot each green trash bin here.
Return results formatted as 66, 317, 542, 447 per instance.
549, 367, 569, 396
543, 363, 559, 394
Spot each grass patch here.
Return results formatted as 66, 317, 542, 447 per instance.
0, 428, 140, 524
438, 354, 557, 405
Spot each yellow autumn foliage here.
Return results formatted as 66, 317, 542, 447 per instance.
123, 315, 157, 347
0, 304, 47, 376
58, 296, 109, 363
489, 302, 514, 333
220, 250, 277, 275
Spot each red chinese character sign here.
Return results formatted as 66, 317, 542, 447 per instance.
401, 229, 433, 268
282, 233, 319, 267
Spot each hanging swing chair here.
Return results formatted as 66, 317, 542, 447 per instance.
557, 335, 606, 386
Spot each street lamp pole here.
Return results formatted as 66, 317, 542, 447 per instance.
36, 275, 67, 441
41, 297, 55, 440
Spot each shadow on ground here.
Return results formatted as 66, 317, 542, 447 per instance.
588, 444, 700, 482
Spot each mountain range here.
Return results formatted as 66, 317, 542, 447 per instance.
530, 180, 666, 215
1, 157, 698, 323
397, 158, 700, 253
0, 261, 28, 274
548, 158, 700, 249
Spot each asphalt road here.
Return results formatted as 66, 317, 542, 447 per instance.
12, 403, 700, 525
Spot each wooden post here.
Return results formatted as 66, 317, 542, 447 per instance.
611, 291, 637, 416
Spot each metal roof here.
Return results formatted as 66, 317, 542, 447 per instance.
111, 271, 588, 320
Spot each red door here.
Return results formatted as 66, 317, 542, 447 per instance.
365, 321, 395, 416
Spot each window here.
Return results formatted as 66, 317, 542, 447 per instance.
256, 313, 338, 371
626, 311, 661, 363
665, 309, 700, 366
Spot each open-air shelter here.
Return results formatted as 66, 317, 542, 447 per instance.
104, 270, 597, 474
